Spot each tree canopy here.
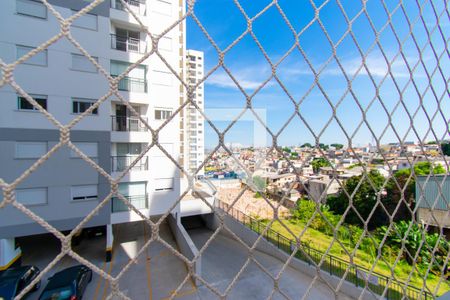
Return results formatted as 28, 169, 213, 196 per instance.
311, 157, 332, 173
442, 143, 450, 156
327, 170, 386, 227
383, 161, 446, 222
282, 146, 291, 153
330, 143, 344, 150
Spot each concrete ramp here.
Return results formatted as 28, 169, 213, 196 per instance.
187, 227, 354, 300
180, 192, 215, 217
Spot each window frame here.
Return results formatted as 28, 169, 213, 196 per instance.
15, 187, 48, 206
70, 9, 98, 31
154, 178, 174, 192
72, 98, 98, 115
16, 0, 47, 19
70, 53, 99, 73
16, 45, 48, 66
154, 109, 172, 120
70, 185, 98, 202
15, 141, 48, 159
17, 94, 47, 111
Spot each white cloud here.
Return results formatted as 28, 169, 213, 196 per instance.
322, 54, 428, 79
206, 65, 275, 90
205, 53, 429, 90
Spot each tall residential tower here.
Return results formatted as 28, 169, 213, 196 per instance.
185, 49, 205, 178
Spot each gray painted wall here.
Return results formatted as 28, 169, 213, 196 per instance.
0, 128, 111, 238
167, 213, 202, 286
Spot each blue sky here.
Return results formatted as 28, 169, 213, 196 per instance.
185, 0, 449, 148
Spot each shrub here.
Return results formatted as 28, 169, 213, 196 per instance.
291, 199, 340, 235
378, 221, 449, 276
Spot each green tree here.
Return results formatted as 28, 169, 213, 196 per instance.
282, 146, 291, 153
291, 199, 340, 235
290, 152, 299, 158
441, 143, 450, 156
330, 143, 344, 150
319, 143, 329, 150
327, 170, 385, 227
311, 157, 332, 173
383, 161, 446, 222
301, 143, 312, 148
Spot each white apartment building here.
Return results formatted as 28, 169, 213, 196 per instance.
0, 0, 185, 267
184, 49, 205, 177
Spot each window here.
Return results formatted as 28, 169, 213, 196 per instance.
17, 94, 47, 111
159, 36, 172, 51
16, 0, 47, 19
116, 143, 143, 155
71, 142, 98, 158
152, 70, 173, 86
110, 61, 147, 93
71, 185, 98, 201
16, 45, 47, 66
154, 109, 172, 120
153, 0, 171, 16
72, 98, 98, 115
71, 54, 98, 73
15, 142, 47, 159
71, 10, 98, 30
16, 188, 47, 206
119, 182, 146, 197
154, 178, 174, 191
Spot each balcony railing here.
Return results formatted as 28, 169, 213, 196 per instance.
111, 75, 147, 93
111, 115, 148, 132
111, 195, 148, 213
111, 155, 148, 172
111, 0, 146, 15
111, 34, 145, 53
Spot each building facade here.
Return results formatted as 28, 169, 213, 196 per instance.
184, 49, 204, 178
416, 175, 450, 236
0, 0, 184, 268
